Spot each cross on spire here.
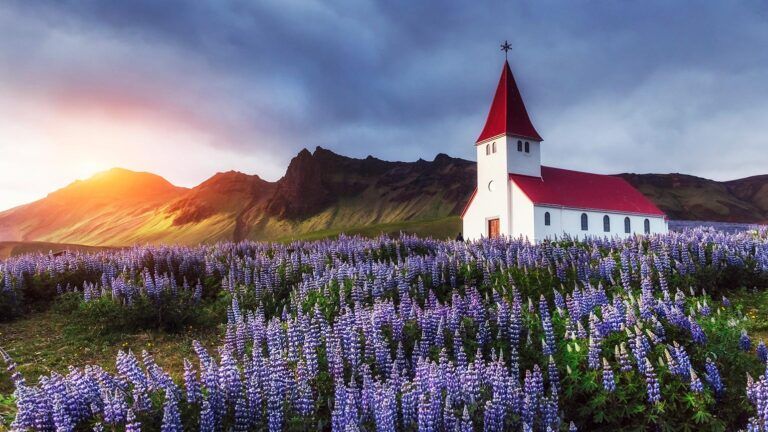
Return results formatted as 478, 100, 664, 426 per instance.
500, 40, 512, 60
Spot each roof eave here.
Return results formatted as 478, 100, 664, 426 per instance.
531, 202, 667, 218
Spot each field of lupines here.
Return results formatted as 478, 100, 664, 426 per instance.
3, 229, 768, 430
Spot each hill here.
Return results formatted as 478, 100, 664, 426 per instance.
619, 173, 768, 224
0, 148, 473, 246
1, 148, 766, 247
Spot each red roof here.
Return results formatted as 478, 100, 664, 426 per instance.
476, 60, 542, 143
509, 167, 666, 216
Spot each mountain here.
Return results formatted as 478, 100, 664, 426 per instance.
0, 148, 474, 246
236, 148, 474, 240
1, 148, 766, 247
619, 173, 768, 224
0, 168, 188, 245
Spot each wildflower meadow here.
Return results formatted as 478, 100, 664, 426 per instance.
3, 228, 768, 430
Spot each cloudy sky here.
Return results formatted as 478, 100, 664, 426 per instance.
1, 1, 767, 210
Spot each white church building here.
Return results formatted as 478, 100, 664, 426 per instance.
462, 60, 668, 242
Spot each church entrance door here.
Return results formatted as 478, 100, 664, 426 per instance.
487, 218, 500, 238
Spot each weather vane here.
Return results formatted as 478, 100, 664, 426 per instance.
500, 40, 512, 60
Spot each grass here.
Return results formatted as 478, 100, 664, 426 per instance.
278, 216, 462, 242
0, 241, 115, 259
0, 218, 462, 259
0, 307, 222, 428
729, 287, 768, 340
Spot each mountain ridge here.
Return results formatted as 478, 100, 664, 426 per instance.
1, 147, 766, 246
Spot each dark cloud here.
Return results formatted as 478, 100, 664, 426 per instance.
2, 0, 768, 179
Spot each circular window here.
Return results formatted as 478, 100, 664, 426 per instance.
487, 180, 495, 192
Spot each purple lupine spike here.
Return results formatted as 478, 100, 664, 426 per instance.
704, 358, 725, 397
234, 394, 250, 432
460, 406, 473, 432
125, 409, 141, 432
587, 337, 601, 370
218, 347, 242, 403
644, 359, 661, 404
757, 340, 768, 363
183, 359, 201, 405
548, 355, 560, 396
740, 330, 752, 352
374, 383, 396, 432
689, 368, 704, 393
614, 342, 632, 372
53, 393, 74, 432
161, 389, 182, 432
540, 296, 556, 356
295, 360, 314, 417
602, 358, 616, 393
689, 316, 707, 345
199, 398, 215, 432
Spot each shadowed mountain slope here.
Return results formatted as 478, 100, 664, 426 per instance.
619, 173, 768, 224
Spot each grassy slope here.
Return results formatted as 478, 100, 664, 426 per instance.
277, 216, 462, 242
0, 242, 113, 259
0, 218, 462, 258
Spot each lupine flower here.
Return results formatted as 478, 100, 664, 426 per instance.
184, 359, 201, 404
644, 359, 661, 404
161, 389, 182, 432
757, 340, 768, 363
689, 368, 704, 393
704, 359, 725, 397
199, 399, 215, 432
602, 358, 616, 393
2, 231, 768, 430
740, 330, 752, 352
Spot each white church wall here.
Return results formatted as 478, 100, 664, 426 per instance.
505, 136, 541, 178
463, 138, 513, 240
461, 193, 485, 240
533, 205, 668, 242
510, 181, 535, 241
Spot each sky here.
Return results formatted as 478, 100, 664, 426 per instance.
1, 1, 768, 211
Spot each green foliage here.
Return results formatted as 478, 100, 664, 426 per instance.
63, 290, 228, 334
0, 392, 15, 428
0, 290, 23, 322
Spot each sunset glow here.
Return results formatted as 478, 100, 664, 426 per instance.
2, 1, 768, 212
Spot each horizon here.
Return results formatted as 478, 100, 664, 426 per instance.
2, 1, 768, 210
5, 143, 765, 213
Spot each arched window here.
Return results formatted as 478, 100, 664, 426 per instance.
580, 213, 588, 231
544, 212, 551, 226
524, 141, 530, 153
492, 142, 497, 153
485, 144, 490, 155
644, 218, 651, 234
517, 140, 523, 152
603, 215, 610, 232
624, 217, 631, 233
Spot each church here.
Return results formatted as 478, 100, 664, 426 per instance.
461, 59, 668, 242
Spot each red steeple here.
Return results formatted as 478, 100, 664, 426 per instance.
476, 60, 542, 143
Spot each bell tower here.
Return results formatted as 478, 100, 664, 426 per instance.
476, 59, 543, 178
470, 51, 542, 238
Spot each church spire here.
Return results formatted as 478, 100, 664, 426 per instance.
476, 60, 542, 143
